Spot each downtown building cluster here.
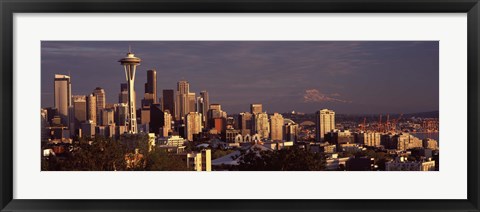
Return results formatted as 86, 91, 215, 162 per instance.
41, 51, 439, 171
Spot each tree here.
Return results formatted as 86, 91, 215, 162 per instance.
237, 146, 325, 171
144, 149, 189, 171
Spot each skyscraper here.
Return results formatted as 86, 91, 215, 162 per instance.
114, 103, 128, 127
142, 69, 157, 110
93, 87, 106, 109
72, 95, 87, 131
200, 91, 209, 123
196, 96, 204, 117
207, 104, 227, 129
238, 112, 252, 136
185, 112, 202, 141
188, 93, 196, 113
101, 108, 115, 126
163, 111, 172, 137
250, 104, 262, 115
54, 74, 71, 126
316, 109, 335, 142
145, 69, 157, 103
118, 83, 128, 104
86, 94, 97, 124
119, 50, 141, 134
149, 103, 165, 136
162, 89, 175, 120
270, 113, 284, 141
253, 112, 269, 139
176, 80, 195, 121
93, 87, 106, 124
283, 121, 298, 142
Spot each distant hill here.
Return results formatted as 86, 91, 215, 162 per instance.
403, 111, 439, 119
282, 111, 439, 124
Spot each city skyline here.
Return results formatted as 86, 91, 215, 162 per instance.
41, 41, 439, 114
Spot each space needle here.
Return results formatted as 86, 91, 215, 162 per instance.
119, 48, 141, 134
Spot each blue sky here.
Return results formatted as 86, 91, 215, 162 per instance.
41, 41, 439, 114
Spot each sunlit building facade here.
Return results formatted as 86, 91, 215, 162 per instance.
270, 113, 284, 141
185, 112, 203, 141
316, 109, 335, 142
254, 112, 270, 139
54, 74, 71, 126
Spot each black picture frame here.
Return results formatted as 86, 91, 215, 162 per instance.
1, 0, 479, 211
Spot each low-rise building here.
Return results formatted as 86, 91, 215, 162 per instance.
325, 157, 350, 171
157, 135, 186, 147
346, 157, 374, 171
386, 133, 423, 150
223, 129, 241, 143
326, 129, 355, 146
323, 144, 337, 153
385, 156, 436, 171
422, 138, 439, 150
359, 132, 382, 147
340, 143, 365, 152
262, 141, 294, 150
186, 149, 211, 171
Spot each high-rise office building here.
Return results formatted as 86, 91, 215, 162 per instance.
200, 91, 209, 123
250, 103, 262, 115
86, 94, 97, 124
253, 112, 270, 139
142, 69, 157, 108
118, 83, 128, 104
54, 74, 71, 126
145, 69, 157, 103
188, 93, 196, 113
149, 103, 165, 136
120, 83, 128, 91
119, 50, 141, 134
81, 120, 96, 138
72, 95, 87, 131
185, 112, 202, 141
209, 104, 222, 111
226, 117, 235, 129
196, 97, 204, 113
283, 122, 299, 142
196, 97, 205, 122
238, 112, 252, 136
93, 87, 106, 109
93, 87, 106, 124
177, 80, 189, 93
114, 103, 128, 127
316, 109, 335, 142
176, 80, 196, 121
163, 111, 172, 137
162, 89, 175, 120
270, 113, 284, 141
140, 107, 151, 126
207, 104, 227, 129
213, 118, 225, 134
101, 108, 115, 126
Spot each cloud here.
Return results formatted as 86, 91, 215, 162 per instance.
303, 89, 351, 103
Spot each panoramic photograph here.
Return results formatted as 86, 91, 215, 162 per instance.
40, 41, 439, 171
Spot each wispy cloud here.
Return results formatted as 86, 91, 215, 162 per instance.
303, 89, 351, 103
